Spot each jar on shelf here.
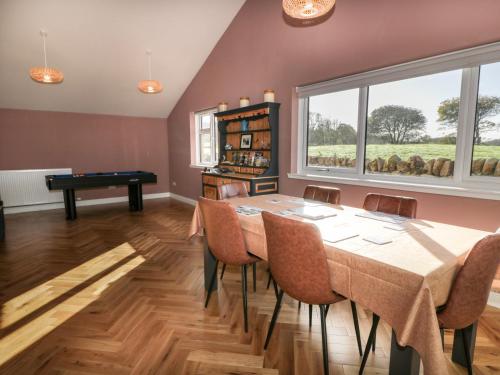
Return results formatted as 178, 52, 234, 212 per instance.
264, 89, 275, 102
240, 97, 250, 107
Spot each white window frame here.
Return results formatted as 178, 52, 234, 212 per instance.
292, 42, 500, 200
194, 108, 218, 167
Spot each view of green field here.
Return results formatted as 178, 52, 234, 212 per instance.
308, 144, 500, 160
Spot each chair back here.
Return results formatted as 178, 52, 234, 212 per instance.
198, 197, 252, 265
438, 234, 500, 329
363, 193, 417, 218
261, 211, 336, 305
217, 182, 249, 200
303, 185, 341, 205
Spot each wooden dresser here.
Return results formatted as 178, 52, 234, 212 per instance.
201, 102, 279, 199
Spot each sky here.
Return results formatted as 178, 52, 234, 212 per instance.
309, 62, 500, 141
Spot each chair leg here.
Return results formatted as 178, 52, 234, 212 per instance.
319, 304, 330, 375
461, 328, 473, 375
350, 301, 363, 356
440, 328, 445, 351
264, 289, 284, 349
252, 263, 257, 293
325, 304, 330, 317
220, 263, 226, 280
266, 270, 272, 289
309, 304, 313, 329
298, 301, 301, 310
204, 260, 219, 308
359, 314, 380, 375
272, 277, 279, 299
372, 327, 376, 352
241, 265, 248, 333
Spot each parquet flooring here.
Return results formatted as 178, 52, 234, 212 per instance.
0, 198, 498, 374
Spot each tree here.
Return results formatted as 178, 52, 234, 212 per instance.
307, 112, 356, 146
437, 95, 500, 144
368, 105, 427, 144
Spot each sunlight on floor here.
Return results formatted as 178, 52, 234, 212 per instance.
1, 242, 137, 329
0, 243, 145, 366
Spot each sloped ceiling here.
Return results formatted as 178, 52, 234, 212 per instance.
0, 0, 245, 118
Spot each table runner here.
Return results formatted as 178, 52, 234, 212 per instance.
189, 194, 489, 374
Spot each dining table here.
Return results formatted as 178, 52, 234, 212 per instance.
188, 193, 491, 375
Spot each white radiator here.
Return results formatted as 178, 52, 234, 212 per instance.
0, 169, 72, 207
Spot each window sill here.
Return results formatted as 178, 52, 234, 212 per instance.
288, 172, 500, 201
189, 164, 212, 170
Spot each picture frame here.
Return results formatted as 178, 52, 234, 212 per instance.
240, 133, 253, 149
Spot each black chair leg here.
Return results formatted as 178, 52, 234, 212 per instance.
220, 263, 226, 280
241, 264, 248, 332
264, 289, 284, 349
461, 328, 473, 375
359, 314, 380, 375
272, 277, 279, 299
309, 304, 313, 329
350, 301, 363, 356
252, 263, 257, 293
204, 260, 219, 308
298, 301, 301, 310
319, 304, 330, 375
440, 328, 445, 351
372, 328, 376, 352
266, 270, 272, 289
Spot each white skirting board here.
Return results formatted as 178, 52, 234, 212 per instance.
4, 192, 171, 214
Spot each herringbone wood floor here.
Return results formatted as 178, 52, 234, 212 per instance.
0, 198, 498, 374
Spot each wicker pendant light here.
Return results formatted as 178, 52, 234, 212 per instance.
138, 50, 163, 94
30, 30, 64, 84
282, 0, 336, 20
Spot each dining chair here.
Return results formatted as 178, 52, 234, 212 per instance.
261, 211, 364, 375
361, 193, 418, 353
303, 185, 341, 205
217, 182, 249, 200
299, 185, 341, 326
358, 233, 500, 375
216, 182, 254, 286
363, 193, 417, 218
199, 197, 260, 332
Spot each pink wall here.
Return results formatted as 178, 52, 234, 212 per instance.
0, 108, 169, 200
167, 0, 500, 232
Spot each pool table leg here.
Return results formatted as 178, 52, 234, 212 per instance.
63, 189, 77, 220
128, 184, 143, 211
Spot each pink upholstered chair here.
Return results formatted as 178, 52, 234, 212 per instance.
303, 185, 341, 205
199, 197, 260, 332
216, 182, 252, 284
359, 233, 500, 375
363, 193, 417, 218
262, 211, 363, 375
217, 182, 249, 200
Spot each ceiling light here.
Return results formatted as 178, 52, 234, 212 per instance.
282, 0, 336, 20
138, 50, 163, 94
30, 30, 64, 84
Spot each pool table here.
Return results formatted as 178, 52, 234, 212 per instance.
45, 171, 157, 220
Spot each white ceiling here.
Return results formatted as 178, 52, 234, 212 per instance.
0, 0, 245, 118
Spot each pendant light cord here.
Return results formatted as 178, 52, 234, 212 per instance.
41, 31, 48, 68
147, 51, 152, 81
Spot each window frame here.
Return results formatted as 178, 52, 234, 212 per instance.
294, 42, 500, 200
194, 108, 218, 167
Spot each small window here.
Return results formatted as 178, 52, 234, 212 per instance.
471, 62, 500, 177
365, 70, 462, 178
306, 89, 359, 169
195, 109, 218, 166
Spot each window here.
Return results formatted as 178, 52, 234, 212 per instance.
307, 89, 359, 169
365, 70, 462, 177
471, 62, 500, 177
295, 43, 500, 199
195, 108, 218, 166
